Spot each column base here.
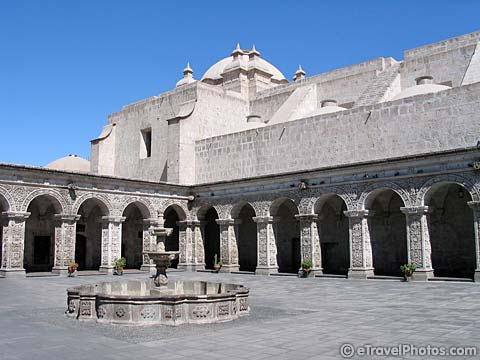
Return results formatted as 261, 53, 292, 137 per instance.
0, 268, 26, 278
413, 269, 434, 281
177, 263, 206, 272
140, 264, 157, 275
52, 267, 69, 276
255, 266, 278, 275
348, 268, 374, 280
99, 266, 114, 274
475, 270, 480, 283
220, 264, 240, 273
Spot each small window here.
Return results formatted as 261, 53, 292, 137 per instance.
140, 128, 152, 159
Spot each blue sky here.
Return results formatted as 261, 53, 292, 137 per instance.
1, 0, 479, 167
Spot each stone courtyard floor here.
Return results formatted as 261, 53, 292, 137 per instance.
1, 272, 480, 360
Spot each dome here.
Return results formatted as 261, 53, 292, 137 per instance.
303, 105, 347, 118
46, 155, 90, 173
391, 83, 450, 101
201, 51, 286, 82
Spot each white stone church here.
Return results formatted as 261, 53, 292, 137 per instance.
1, 30, 480, 281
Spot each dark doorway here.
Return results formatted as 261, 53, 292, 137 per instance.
202, 207, 220, 270
270, 198, 300, 274
316, 196, 350, 275
164, 207, 180, 268
33, 236, 52, 271
427, 183, 475, 279
234, 203, 257, 272
75, 234, 87, 270
367, 190, 407, 277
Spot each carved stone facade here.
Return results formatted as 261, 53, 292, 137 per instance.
2, 31, 480, 281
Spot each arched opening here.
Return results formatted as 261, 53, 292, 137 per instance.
425, 183, 475, 279
366, 189, 407, 277
24, 195, 62, 273
232, 202, 257, 272
270, 198, 300, 274
0, 195, 9, 268
315, 195, 349, 275
164, 204, 186, 269
198, 206, 219, 270
122, 202, 149, 270
76, 198, 109, 271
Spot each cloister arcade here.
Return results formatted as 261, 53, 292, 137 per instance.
0, 175, 479, 282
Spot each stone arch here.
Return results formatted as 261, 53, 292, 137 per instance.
74, 196, 110, 271
270, 197, 300, 273
0, 185, 14, 211
163, 203, 187, 221
231, 201, 258, 272
120, 198, 153, 219
24, 191, 65, 272
231, 200, 257, 219
195, 204, 220, 270
419, 174, 479, 206
269, 196, 299, 217
359, 182, 411, 210
22, 189, 66, 213
72, 193, 112, 216
364, 188, 408, 277
314, 193, 350, 275
423, 180, 476, 279
159, 199, 189, 219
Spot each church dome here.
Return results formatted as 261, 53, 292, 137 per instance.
201, 46, 286, 82
46, 155, 90, 173
391, 76, 450, 101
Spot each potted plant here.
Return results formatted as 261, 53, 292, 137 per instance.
400, 263, 416, 281
67, 262, 79, 277
213, 254, 223, 273
114, 257, 127, 276
300, 259, 313, 278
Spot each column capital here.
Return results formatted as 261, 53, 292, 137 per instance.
252, 216, 273, 224
177, 220, 201, 227
343, 210, 371, 219
400, 206, 430, 215
54, 214, 81, 222
294, 214, 318, 222
215, 218, 235, 226
143, 218, 160, 226
1, 211, 30, 220
467, 201, 480, 211
101, 216, 126, 224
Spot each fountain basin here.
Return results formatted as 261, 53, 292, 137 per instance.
66, 279, 249, 325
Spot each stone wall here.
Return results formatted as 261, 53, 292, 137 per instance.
195, 83, 480, 184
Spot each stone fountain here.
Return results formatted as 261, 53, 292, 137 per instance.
144, 225, 179, 287
66, 218, 250, 326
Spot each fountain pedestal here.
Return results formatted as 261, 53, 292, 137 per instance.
144, 227, 179, 287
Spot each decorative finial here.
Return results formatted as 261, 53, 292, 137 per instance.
249, 44, 260, 58
231, 43, 243, 57
176, 62, 196, 87
293, 64, 306, 81
184, 62, 193, 75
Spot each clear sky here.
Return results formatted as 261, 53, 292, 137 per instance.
1, 0, 479, 167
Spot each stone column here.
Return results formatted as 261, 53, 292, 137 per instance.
400, 206, 434, 281
52, 214, 81, 275
177, 220, 205, 271
468, 201, 480, 282
140, 218, 159, 273
99, 216, 125, 273
295, 214, 322, 275
0, 211, 30, 278
216, 219, 239, 272
253, 216, 278, 275
344, 210, 374, 279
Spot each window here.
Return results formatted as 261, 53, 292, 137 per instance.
140, 128, 152, 158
